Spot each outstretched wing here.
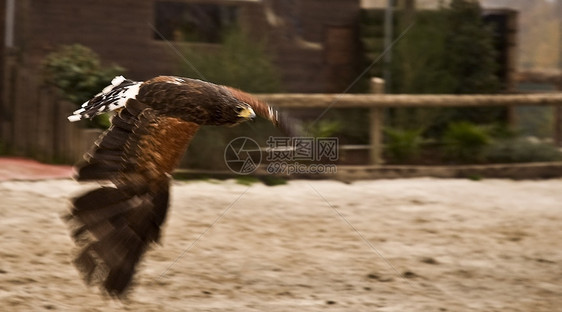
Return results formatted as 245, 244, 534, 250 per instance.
64, 99, 199, 297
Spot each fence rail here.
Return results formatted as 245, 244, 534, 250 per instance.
257, 93, 562, 108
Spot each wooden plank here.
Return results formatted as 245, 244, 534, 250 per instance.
555, 106, 562, 147
369, 77, 385, 165
257, 93, 562, 109
36, 88, 54, 161
370, 107, 383, 165
2, 61, 17, 148
26, 75, 39, 157
54, 101, 75, 162
12, 68, 27, 154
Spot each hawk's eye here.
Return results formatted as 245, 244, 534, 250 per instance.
235, 106, 244, 113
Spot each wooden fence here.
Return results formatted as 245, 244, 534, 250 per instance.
2, 71, 562, 167
0, 67, 102, 164
258, 83, 562, 165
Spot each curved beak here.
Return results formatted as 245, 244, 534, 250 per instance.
238, 107, 256, 120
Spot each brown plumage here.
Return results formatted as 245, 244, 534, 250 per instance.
65, 75, 292, 297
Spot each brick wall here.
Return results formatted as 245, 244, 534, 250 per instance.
12, 0, 360, 91
20, 0, 165, 79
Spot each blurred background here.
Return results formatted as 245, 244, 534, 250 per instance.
0, 0, 561, 174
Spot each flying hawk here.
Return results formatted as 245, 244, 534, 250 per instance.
64, 75, 289, 297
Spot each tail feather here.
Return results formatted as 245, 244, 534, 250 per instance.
65, 184, 170, 297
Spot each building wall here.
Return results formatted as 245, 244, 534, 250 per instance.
20, 0, 174, 79
13, 0, 360, 93
268, 0, 360, 92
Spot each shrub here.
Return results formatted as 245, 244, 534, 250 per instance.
389, 0, 500, 95
485, 138, 562, 163
181, 28, 281, 93
305, 120, 342, 138
41, 44, 124, 128
443, 0, 500, 94
42, 44, 124, 104
364, 0, 503, 137
442, 122, 491, 163
384, 128, 423, 162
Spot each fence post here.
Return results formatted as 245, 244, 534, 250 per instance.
554, 81, 562, 147
369, 77, 385, 165
554, 105, 562, 147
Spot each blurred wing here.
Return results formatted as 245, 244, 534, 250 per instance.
65, 99, 199, 297
251, 100, 302, 137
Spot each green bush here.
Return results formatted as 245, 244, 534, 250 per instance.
443, 0, 500, 94
389, 0, 499, 95
384, 128, 423, 162
442, 122, 491, 163
42, 44, 124, 104
304, 120, 342, 138
485, 138, 562, 163
181, 28, 281, 93
361, 0, 503, 139
41, 44, 124, 128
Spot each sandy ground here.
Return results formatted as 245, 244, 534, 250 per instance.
0, 178, 561, 311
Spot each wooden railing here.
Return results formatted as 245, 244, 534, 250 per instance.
0, 66, 102, 163
257, 85, 562, 165
258, 93, 562, 108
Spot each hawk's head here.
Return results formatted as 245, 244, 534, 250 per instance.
227, 102, 256, 126
202, 85, 283, 128
202, 86, 260, 126
205, 100, 256, 126
234, 103, 256, 121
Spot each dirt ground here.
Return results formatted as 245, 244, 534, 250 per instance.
0, 178, 561, 311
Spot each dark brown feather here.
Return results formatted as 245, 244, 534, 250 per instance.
66, 98, 200, 297
135, 77, 221, 124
